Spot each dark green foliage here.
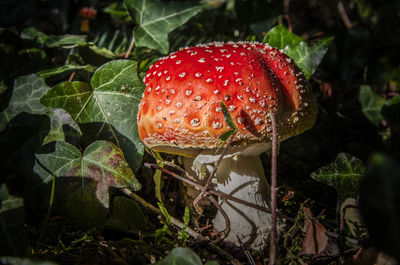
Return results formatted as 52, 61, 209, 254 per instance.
0, 0, 399, 264
0, 185, 28, 257
360, 153, 400, 260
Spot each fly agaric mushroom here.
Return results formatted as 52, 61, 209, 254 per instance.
78, 7, 97, 33
137, 41, 317, 249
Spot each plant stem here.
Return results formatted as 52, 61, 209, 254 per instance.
124, 35, 135, 59
269, 113, 277, 265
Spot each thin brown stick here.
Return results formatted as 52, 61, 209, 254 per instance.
208, 195, 230, 243
162, 160, 197, 182
283, 0, 292, 32
337, 0, 353, 29
68, 72, 76, 82
192, 134, 235, 214
237, 236, 256, 265
99, 241, 130, 265
269, 113, 278, 265
124, 35, 135, 59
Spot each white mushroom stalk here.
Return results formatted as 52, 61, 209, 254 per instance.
183, 144, 272, 250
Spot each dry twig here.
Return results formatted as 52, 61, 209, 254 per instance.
124, 36, 135, 59
207, 195, 230, 243
337, 0, 353, 29
269, 113, 278, 265
237, 236, 256, 265
68, 72, 76, 82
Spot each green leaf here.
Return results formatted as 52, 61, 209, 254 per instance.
21, 27, 86, 48
0, 184, 23, 213
21, 27, 49, 45
177, 206, 190, 243
88, 45, 117, 59
42, 108, 82, 145
103, 3, 132, 22
156, 248, 219, 265
82, 140, 141, 203
41, 60, 145, 171
382, 95, 400, 126
263, 24, 304, 49
0, 184, 28, 257
263, 25, 333, 79
124, 0, 203, 54
34, 140, 141, 208
219, 102, 237, 141
154, 167, 164, 203
45, 34, 86, 48
105, 196, 147, 233
360, 153, 400, 260
358, 85, 385, 126
37, 65, 91, 79
40, 81, 92, 118
158, 202, 172, 226
0, 74, 50, 131
284, 37, 334, 79
311, 153, 365, 210
155, 248, 202, 265
34, 141, 82, 183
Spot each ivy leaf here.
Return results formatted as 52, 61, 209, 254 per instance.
37, 65, 91, 79
21, 27, 49, 46
34, 141, 82, 183
358, 85, 385, 126
124, 0, 203, 54
0, 184, 28, 256
21, 27, 86, 48
0, 185, 23, 213
284, 38, 334, 80
34, 140, 141, 208
83, 141, 141, 207
263, 24, 303, 49
45, 35, 86, 48
41, 60, 145, 171
105, 196, 147, 233
263, 25, 333, 79
311, 153, 365, 210
40, 81, 92, 117
42, 108, 82, 145
0, 74, 50, 132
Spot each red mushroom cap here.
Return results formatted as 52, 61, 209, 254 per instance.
78, 7, 97, 19
137, 41, 317, 157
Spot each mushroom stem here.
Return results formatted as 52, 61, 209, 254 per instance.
184, 152, 272, 250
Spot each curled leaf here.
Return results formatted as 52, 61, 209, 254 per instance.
300, 207, 328, 256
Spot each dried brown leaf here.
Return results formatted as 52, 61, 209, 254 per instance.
300, 207, 329, 255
